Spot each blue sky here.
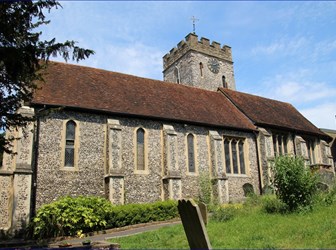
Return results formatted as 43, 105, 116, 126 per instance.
40, 1, 336, 129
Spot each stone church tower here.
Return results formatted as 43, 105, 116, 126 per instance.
163, 33, 236, 91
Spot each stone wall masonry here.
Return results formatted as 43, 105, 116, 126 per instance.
35, 111, 107, 208
12, 173, 32, 231
0, 175, 13, 230
0, 106, 34, 232
164, 50, 235, 91
163, 33, 233, 70
34, 110, 260, 208
225, 133, 260, 201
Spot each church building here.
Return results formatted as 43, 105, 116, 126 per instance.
0, 33, 334, 232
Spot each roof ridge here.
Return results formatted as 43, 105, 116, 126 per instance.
46, 61, 231, 95
219, 87, 293, 106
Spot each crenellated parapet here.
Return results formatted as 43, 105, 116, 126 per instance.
163, 33, 233, 71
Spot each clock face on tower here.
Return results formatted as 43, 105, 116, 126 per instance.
207, 58, 220, 74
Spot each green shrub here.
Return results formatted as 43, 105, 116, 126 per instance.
317, 181, 336, 206
106, 200, 178, 228
261, 195, 288, 214
198, 172, 212, 205
28, 196, 112, 239
28, 196, 178, 239
272, 156, 318, 212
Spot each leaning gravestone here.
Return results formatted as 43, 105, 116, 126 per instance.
198, 201, 208, 225
177, 199, 212, 249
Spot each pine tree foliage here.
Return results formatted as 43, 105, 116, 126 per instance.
0, 0, 94, 153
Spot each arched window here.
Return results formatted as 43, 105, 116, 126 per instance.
136, 128, 145, 170
187, 134, 195, 172
65, 120, 76, 167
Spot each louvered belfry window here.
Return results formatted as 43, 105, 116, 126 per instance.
136, 128, 145, 170
65, 120, 76, 167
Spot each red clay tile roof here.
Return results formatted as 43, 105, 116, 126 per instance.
31, 62, 256, 131
219, 88, 328, 138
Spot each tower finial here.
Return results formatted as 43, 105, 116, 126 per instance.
190, 16, 199, 34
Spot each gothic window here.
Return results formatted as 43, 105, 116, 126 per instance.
136, 128, 145, 171
223, 137, 246, 175
64, 120, 76, 167
272, 134, 288, 156
187, 134, 196, 173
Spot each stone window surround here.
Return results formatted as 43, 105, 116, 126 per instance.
304, 137, 319, 165
223, 135, 248, 176
272, 133, 288, 157
186, 133, 198, 175
60, 119, 80, 171
134, 126, 149, 174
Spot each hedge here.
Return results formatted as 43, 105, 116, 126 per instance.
27, 196, 178, 239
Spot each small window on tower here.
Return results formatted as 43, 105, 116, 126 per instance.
222, 75, 227, 88
174, 67, 180, 84
199, 62, 203, 77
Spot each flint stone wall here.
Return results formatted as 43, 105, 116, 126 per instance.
35, 110, 259, 208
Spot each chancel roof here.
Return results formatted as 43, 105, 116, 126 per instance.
32, 62, 256, 131
219, 88, 329, 139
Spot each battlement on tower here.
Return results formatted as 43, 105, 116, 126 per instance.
163, 33, 233, 70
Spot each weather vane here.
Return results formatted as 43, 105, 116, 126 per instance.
191, 16, 199, 34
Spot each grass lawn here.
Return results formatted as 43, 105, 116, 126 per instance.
109, 203, 336, 249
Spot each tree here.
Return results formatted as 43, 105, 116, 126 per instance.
0, 0, 94, 154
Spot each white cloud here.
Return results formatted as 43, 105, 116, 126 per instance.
249, 69, 336, 129
311, 39, 336, 62
50, 41, 164, 81
301, 103, 336, 129
98, 43, 163, 80
251, 36, 308, 57
273, 81, 336, 104
255, 69, 336, 104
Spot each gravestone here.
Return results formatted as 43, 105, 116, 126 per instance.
177, 199, 212, 249
198, 202, 208, 225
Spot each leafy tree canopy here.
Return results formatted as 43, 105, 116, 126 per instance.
0, 0, 94, 153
